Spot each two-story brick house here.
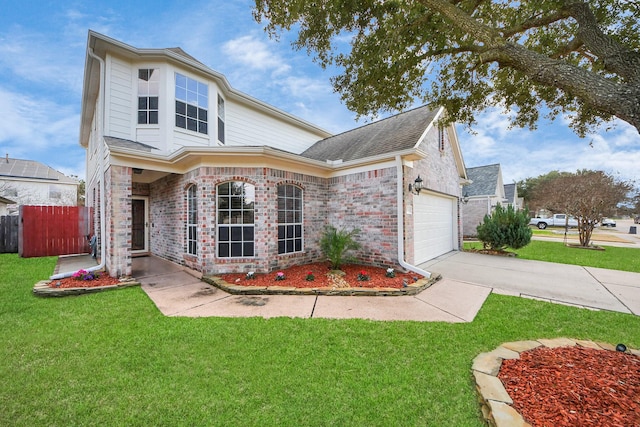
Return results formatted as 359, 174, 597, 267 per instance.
81, 31, 468, 278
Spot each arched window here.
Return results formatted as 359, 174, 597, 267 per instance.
186, 185, 197, 255
217, 182, 255, 257
277, 184, 303, 254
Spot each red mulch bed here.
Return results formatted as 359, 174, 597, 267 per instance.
221, 262, 423, 289
499, 346, 640, 426
48, 274, 121, 288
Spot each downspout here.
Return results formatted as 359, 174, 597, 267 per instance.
51, 47, 107, 279
395, 155, 432, 279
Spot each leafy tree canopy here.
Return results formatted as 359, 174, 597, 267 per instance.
254, 0, 640, 135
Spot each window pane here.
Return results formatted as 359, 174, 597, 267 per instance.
295, 225, 302, 237
187, 118, 197, 131
176, 115, 186, 128
149, 96, 158, 109
139, 69, 149, 81
244, 242, 254, 257
219, 243, 229, 258
231, 227, 242, 241
278, 225, 285, 239
278, 241, 285, 254
138, 112, 148, 124
175, 86, 186, 100
198, 108, 207, 121
199, 122, 207, 134
187, 104, 197, 118
231, 243, 242, 257
243, 226, 254, 241
176, 100, 186, 115
149, 111, 158, 124
286, 240, 294, 253
219, 227, 229, 241
138, 97, 148, 109
294, 239, 302, 252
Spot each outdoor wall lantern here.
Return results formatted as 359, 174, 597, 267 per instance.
462, 192, 469, 204
408, 176, 423, 195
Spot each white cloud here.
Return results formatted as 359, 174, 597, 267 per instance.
222, 35, 291, 76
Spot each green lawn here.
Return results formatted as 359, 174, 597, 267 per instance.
2, 253, 640, 426
464, 240, 640, 273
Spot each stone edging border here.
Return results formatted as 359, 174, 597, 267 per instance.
202, 274, 440, 296
472, 337, 640, 427
33, 279, 140, 297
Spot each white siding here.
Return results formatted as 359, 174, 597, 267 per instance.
107, 56, 133, 139
136, 128, 162, 148
226, 101, 323, 153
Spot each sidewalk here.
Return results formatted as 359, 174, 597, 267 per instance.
54, 250, 640, 322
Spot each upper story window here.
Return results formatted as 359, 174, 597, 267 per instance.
217, 182, 254, 258
217, 95, 225, 144
186, 185, 197, 256
175, 73, 208, 135
277, 184, 303, 254
138, 69, 159, 125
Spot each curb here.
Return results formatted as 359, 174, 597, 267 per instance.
202, 274, 440, 296
33, 279, 141, 297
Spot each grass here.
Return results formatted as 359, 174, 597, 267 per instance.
1, 253, 640, 426
464, 240, 640, 273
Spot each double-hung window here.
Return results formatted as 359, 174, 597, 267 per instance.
217, 182, 254, 257
138, 69, 159, 124
277, 184, 303, 254
175, 73, 208, 134
187, 185, 197, 255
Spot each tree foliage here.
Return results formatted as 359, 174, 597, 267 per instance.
254, 0, 640, 135
476, 204, 532, 251
529, 170, 632, 246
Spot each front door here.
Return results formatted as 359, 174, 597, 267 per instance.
132, 197, 149, 254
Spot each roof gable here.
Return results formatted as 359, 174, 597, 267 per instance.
465, 164, 502, 196
301, 105, 439, 162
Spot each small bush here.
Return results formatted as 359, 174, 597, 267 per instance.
319, 225, 361, 270
476, 204, 532, 251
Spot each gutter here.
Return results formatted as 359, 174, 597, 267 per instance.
395, 155, 432, 279
51, 47, 107, 279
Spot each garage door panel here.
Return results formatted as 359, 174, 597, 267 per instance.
413, 193, 455, 264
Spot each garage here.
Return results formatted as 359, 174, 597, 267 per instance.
413, 192, 457, 264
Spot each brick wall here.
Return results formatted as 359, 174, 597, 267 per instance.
462, 198, 491, 237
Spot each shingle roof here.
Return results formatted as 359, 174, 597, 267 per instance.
0, 157, 78, 183
301, 105, 439, 162
465, 164, 501, 196
504, 183, 516, 203
105, 136, 156, 152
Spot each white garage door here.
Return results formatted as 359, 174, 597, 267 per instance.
413, 193, 456, 264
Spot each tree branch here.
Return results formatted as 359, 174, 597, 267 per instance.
563, 1, 640, 83
501, 9, 572, 38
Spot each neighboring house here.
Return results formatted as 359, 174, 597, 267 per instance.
0, 195, 16, 216
462, 164, 508, 237
0, 156, 79, 215
503, 183, 522, 210
81, 31, 468, 278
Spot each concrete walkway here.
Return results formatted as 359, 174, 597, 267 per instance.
54, 249, 640, 322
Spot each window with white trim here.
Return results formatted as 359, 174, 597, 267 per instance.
175, 73, 208, 134
277, 184, 303, 254
138, 69, 159, 124
217, 182, 254, 258
217, 95, 225, 144
187, 185, 197, 255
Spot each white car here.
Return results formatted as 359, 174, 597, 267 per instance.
600, 218, 616, 227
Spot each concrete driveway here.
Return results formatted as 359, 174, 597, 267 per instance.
420, 251, 640, 315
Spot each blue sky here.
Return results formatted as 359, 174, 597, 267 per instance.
1, 0, 638, 186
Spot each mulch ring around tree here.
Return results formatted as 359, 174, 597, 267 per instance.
500, 345, 640, 426
220, 262, 425, 289
476, 340, 640, 426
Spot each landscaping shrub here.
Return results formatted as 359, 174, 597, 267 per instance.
319, 225, 361, 270
476, 204, 532, 250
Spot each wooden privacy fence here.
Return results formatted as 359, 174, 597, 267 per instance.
0, 215, 19, 253
19, 206, 92, 258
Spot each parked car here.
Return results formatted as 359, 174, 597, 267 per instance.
600, 218, 616, 227
529, 214, 578, 229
